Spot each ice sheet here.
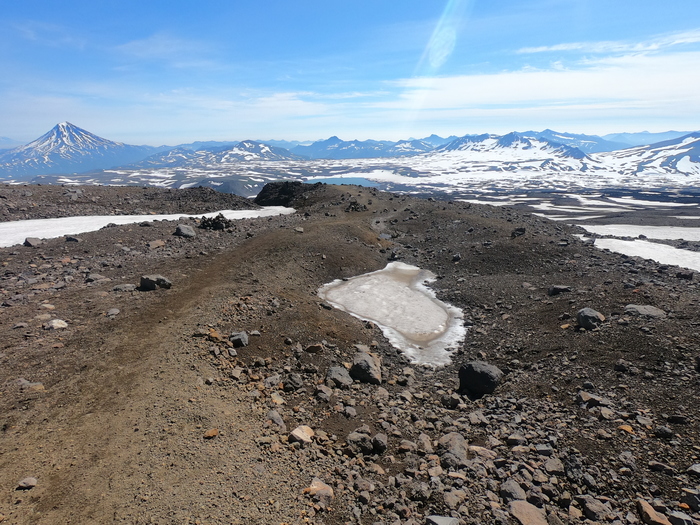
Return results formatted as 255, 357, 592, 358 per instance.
318, 262, 465, 366
0, 207, 295, 248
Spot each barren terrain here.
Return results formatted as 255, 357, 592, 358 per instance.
1, 182, 699, 525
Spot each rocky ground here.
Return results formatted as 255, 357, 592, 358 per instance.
0, 182, 699, 525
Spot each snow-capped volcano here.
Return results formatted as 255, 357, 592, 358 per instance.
0, 122, 158, 178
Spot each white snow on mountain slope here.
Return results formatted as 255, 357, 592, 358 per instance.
0, 123, 156, 177
594, 133, 700, 176
5, 130, 700, 198
6, 122, 125, 161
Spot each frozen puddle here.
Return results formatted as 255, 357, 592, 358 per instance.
318, 262, 465, 366
0, 207, 295, 248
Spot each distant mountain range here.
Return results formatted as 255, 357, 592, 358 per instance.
0, 123, 698, 182
602, 130, 691, 147
0, 136, 22, 150
290, 136, 434, 159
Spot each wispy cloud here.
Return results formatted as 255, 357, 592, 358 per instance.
518, 29, 700, 54
13, 21, 86, 49
114, 33, 218, 69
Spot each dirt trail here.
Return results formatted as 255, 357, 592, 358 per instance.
0, 207, 390, 524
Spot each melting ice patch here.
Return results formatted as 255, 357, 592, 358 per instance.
0, 207, 295, 248
318, 262, 465, 366
578, 224, 700, 241
584, 237, 700, 272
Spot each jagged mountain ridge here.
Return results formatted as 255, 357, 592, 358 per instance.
0, 122, 160, 177
521, 129, 628, 153
290, 136, 433, 159
122, 140, 305, 171
602, 130, 693, 147
433, 132, 589, 164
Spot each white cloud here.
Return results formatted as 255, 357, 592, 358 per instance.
518, 29, 700, 54
386, 51, 700, 111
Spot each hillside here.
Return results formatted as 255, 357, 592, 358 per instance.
0, 183, 699, 524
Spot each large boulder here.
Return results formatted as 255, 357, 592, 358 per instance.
577, 308, 605, 330
253, 181, 322, 207
139, 274, 172, 291
437, 432, 469, 468
350, 351, 382, 385
458, 361, 503, 397
174, 224, 196, 238
326, 366, 353, 388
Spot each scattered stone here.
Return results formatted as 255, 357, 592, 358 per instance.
427, 516, 459, 525
113, 284, 137, 292
44, 319, 68, 330
437, 432, 469, 468
501, 478, 527, 502
304, 343, 324, 353
203, 428, 219, 439
147, 240, 166, 249
289, 425, 314, 445
577, 307, 605, 329
347, 431, 374, 455
65, 235, 82, 242
24, 237, 43, 247
326, 366, 353, 388
139, 274, 172, 290
229, 331, 249, 348
106, 308, 120, 317
509, 500, 548, 525
637, 499, 672, 525
580, 495, 612, 521
668, 510, 694, 525
458, 361, 503, 397
625, 304, 667, 319
547, 285, 571, 296
303, 478, 334, 505
266, 410, 287, 432
16, 477, 37, 490
350, 351, 382, 384
372, 433, 388, 454
174, 224, 196, 238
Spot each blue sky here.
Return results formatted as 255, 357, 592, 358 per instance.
2, 0, 700, 145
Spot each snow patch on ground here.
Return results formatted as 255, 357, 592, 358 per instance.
584, 237, 700, 272
318, 262, 465, 367
0, 207, 295, 248
578, 224, 700, 241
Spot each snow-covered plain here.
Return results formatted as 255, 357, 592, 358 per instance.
318, 262, 465, 367
0, 207, 295, 248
